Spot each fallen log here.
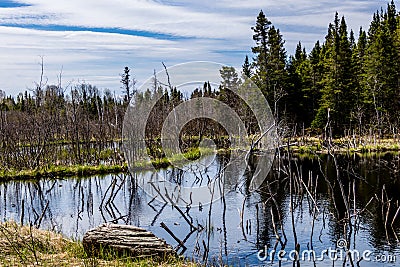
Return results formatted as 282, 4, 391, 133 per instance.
82, 223, 176, 259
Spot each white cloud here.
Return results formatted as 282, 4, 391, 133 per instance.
0, 25, 245, 94
0, 0, 251, 39
0, 0, 392, 95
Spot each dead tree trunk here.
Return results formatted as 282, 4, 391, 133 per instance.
82, 223, 175, 259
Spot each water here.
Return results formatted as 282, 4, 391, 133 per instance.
1, 153, 400, 266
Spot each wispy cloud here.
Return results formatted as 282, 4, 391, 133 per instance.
0, 0, 391, 95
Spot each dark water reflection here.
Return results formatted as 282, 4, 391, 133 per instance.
1, 153, 400, 266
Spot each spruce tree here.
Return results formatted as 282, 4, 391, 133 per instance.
286, 42, 310, 124
313, 15, 356, 133
242, 55, 252, 78
251, 11, 288, 119
350, 28, 367, 132
251, 10, 271, 95
308, 41, 323, 126
121, 67, 136, 104
363, 2, 399, 128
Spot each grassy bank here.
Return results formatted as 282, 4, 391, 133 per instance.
287, 136, 400, 155
0, 221, 195, 267
0, 164, 129, 182
0, 147, 220, 182
3, 136, 400, 182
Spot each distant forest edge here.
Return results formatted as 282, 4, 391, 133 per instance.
1, 1, 400, 176
250, 1, 400, 135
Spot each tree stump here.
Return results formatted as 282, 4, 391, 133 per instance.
82, 223, 176, 259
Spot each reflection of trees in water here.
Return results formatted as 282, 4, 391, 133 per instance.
1, 173, 142, 239
306, 154, 400, 250
246, 151, 400, 265
1, 153, 400, 264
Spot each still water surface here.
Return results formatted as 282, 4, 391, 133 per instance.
1, 153, 400, 266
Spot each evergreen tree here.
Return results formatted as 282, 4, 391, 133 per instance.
304, 41, 323, 126
219, 66, 241, 107
121, 66, 136, 104
251, 10, 271, 95
336, 16, 356, 126
251, 10, 288, 119
286, 42, 309, 124
363, 2, 399, 128
312, 15, 356, 133
267, 26, 288, 119
242, 55, 252, 78
350, 28, 367, 132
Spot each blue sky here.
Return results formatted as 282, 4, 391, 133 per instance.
0, 0, 393, 95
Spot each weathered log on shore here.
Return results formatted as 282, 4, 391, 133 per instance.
82, 223, 176, 259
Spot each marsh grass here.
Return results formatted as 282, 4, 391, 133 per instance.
290, 136, 400, 155
0, 146, 222, 182
0, 221, 196, 267
0, 164, 128, 182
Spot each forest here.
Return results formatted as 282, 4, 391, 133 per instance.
0, 1, 400, 175
251, 0, 400, 136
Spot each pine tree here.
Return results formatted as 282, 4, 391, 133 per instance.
313, 15, 356, 132
363, 2, 399, 128
251, 10, 288, 119
336, 16, 355, 126
121, 67, 136, 104
242, 55, 252, 78
251, 10, 272, 95
267, 26, 288, 118
308, 41, 323, 126
312, 22, 336, 129
286, 42, 309, 124
349, 28, 367, 132
219, 66, 241, 107
387, 0, 397, 33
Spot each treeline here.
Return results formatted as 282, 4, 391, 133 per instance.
0, 64, 245, 171
134, 73, 242, 159
0, 84, 126, 171
247, 1, 400, 136
1, 1, 400, 172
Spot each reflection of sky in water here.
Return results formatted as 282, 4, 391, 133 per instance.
1, 158, 400, 266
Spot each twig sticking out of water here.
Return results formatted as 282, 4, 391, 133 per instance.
239, 196, 247, 241
162, 189, 198, 231
20, 199, 24, 226
35, 199, 49, 228
160, 222, 186, 252
391, 203, 400, 242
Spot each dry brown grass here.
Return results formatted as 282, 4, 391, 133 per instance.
0, 221, 197, 267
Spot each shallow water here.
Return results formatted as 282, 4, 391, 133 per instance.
1, 153, 400, 266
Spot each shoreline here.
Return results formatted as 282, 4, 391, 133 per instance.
0, 147, 220, 182
0, 164, 129, 182
0, 221, 195, 266
287, 136, 400, 155
2, 138, 400, 182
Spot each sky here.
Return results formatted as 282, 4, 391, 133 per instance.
0, 0, 393, 96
